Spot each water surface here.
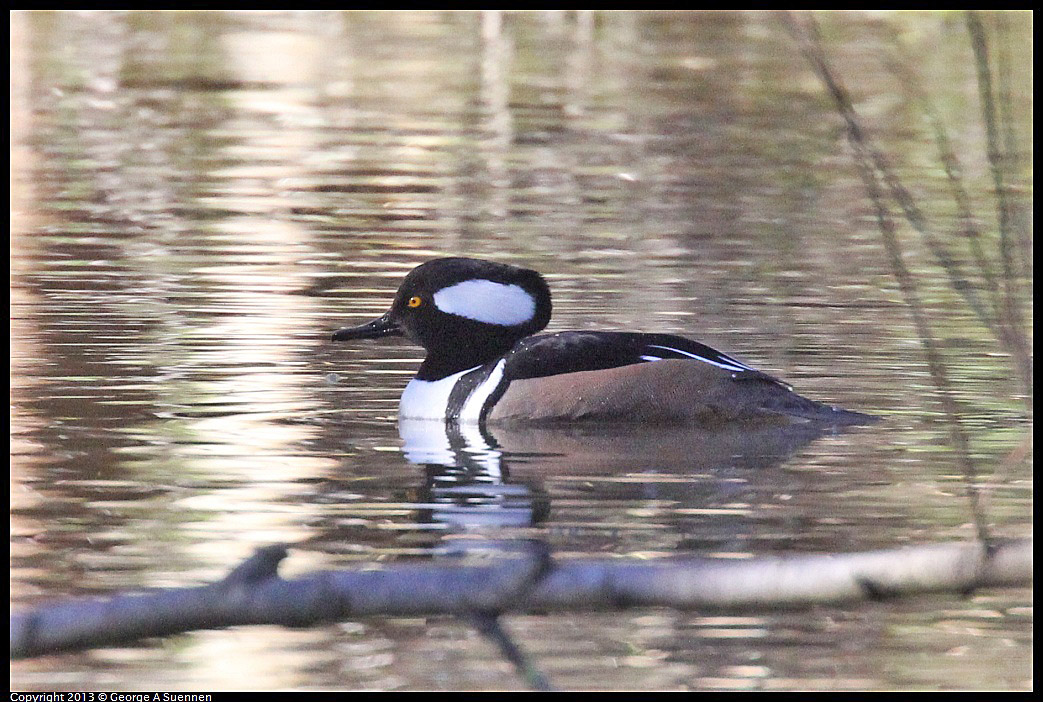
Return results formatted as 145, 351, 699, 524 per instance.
11, 10, 1031, 691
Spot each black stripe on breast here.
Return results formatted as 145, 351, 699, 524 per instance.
445, 362, 510, 423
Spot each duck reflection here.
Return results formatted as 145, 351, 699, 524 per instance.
400, 417, 859, 544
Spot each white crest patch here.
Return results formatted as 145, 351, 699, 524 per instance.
433, 280, 535, 326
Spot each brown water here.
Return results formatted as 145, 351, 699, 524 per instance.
11, 10, 1031, 691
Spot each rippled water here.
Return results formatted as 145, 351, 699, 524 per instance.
11, 10, 1031, 691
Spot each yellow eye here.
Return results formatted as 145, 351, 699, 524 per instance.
407, 295, 422, 308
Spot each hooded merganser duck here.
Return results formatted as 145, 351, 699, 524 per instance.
332, 257, 875, 426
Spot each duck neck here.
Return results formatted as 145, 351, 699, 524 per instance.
415, 339, 518, 381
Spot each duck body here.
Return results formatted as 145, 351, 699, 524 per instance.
332, 257, 875, 426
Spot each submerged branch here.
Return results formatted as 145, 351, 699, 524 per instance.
11, 538, 1032, 660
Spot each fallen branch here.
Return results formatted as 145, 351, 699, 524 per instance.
11, 538, 1032, 660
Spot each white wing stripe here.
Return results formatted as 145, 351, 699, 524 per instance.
645, 344, 752, 372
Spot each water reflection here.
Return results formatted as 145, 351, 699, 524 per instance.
399, 415, 861, 553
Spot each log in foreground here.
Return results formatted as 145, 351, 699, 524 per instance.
11, 538, 1032, 659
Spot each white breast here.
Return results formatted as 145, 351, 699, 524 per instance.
399, 368, 474, 420
399, 360, 507, 423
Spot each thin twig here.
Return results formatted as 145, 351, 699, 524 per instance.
966, 11, 1033, 408
470, 613, 555, 691
780, 11, 991, 543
